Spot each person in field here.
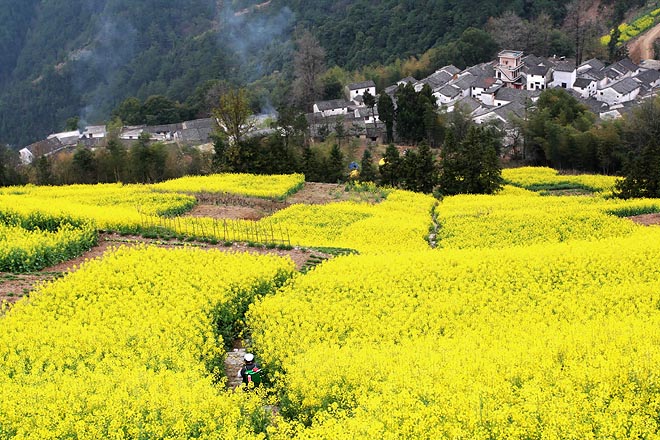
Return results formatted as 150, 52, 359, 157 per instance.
238, 353, 262, 388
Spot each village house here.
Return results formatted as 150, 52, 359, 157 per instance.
549, 61, 577, 89
597, 77, 641, 105
312, 99, 351, 117
345, 80, 376, 104
494, 50, 525, 89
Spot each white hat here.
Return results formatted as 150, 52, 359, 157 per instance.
244, 353, 255, 362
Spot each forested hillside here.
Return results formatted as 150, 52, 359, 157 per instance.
0, 0, 641, 147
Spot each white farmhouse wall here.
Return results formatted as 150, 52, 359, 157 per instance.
550, 70, 576, 89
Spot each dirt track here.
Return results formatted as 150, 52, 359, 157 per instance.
628, 21, 660, 63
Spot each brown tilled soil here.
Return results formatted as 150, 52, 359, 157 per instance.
627, 212, 660, 226
0, 232, 326, 306
0, 182, 365, 306
628, 22, 660, 63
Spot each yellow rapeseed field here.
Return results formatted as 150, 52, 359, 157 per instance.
2, 167, 660, 438
0, 246, 295, 439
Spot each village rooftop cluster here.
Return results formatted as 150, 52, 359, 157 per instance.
19, 51, 660, 164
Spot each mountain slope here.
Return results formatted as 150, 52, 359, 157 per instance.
1, 0, 580, 147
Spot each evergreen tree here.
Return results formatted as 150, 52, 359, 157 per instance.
378, 92, 395, 143
360, 147, 377, 182
379, 144, 401, 187
437, 126, 503, 196
72, 147, 97, 184
414, 142, 437, 193
615, 96, 660, 198
326, 144, 345, 183
107, 138, 128, 183
34, 156, 53, 185
301, 144, 321, 182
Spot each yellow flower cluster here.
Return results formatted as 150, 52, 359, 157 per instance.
436, 185, 658, 249
152, 173, 305, 199
601, 11, 660, 45
0, 246, 295, 438
249, 228, 660, 439
0, 222, 96, 272
502, 167, 618, 194
0, 183, 195, 231
1, 168, 660, 437
266, 190, 436, 253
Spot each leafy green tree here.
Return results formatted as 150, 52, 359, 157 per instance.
72, 147, 97, 184
363, 90, 377, 124
394, 83, 438, 144
437, 126, 503, 196
114, 97, 144, 125
301, 144, 321, 182
0, 144, 21, 186
522, 88, 596, 169
410, 142, 438, 194
129, 133, 153, 183
378, 92, 395, 143
615, 96, 660, 198
65, 117, 80, 132
34, 156, 53, 185
107, 137, 128, 182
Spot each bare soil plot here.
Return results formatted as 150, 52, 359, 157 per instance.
627, 212, 660, 226
628, 21, 660, 63
0, 233, 323, 306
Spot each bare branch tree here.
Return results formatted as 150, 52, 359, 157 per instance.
292, 29, 326, 110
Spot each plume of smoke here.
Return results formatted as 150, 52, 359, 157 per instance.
216, 2, 295, 81
72, 15, 138, 129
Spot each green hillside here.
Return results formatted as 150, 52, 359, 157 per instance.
0, 0, 636, 147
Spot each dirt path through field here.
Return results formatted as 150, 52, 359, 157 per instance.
628, 21, 660, 63
0, 182, 377, 306
0, 233, 322, 305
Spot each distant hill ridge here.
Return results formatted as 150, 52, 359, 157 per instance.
0, 0, 624, 147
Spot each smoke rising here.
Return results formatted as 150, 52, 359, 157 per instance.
216, 1, 295, 81
72, 11, 138, 128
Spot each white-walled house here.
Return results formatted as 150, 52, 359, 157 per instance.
549, 61, 576, 89
495, 50, 525, 88
573, 77, 597, 98
434, 84, 462, 105
597, 77, 641, 105
19, 148, 34, 165
313, 99, 350, 117
526, 65, 551, 91
346, 81, 376, 103
80, 125, 107, 139
354, 107, 380, 124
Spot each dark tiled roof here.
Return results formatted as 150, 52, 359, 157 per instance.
609, 77, 641, 95
634, 69, 660, 85
554, 61, 576, 72
145, 123, 183, 133
441, 65, 461, 75
436, 84, 461, 98
579, 58, 606, 72
573, 77, 595, 88
420, 70, 453, 88
454, 96, 482, 113
398, 77, 417, 84
472, 76, 495, 89
451, 74, 477, 90
26, 137, 62, 155
615, 58, 639, 73
347, 80, 376, 90
314, 99, 350, 111
527, 64, 550, 76
183, 118, 214, 130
